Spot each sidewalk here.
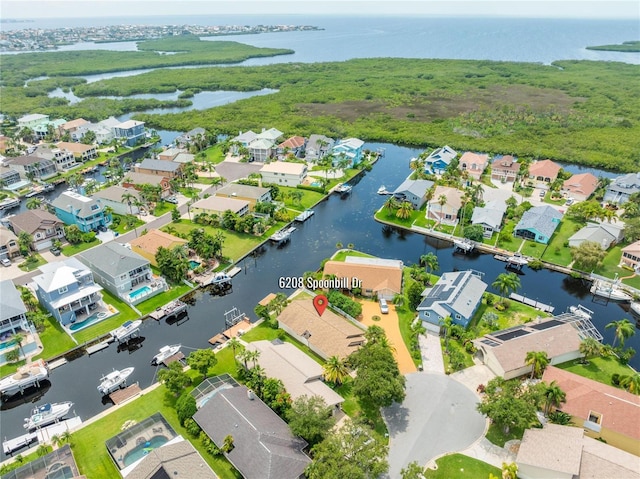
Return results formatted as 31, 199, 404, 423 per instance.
419, 332, 444, 374
458, 436, 517, 469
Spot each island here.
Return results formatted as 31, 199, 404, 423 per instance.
586, 40, 640, 52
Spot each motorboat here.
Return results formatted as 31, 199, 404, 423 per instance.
0, 360, 49, 397
151, 344, 181, 365
590, 280, 632, 302
23, 401, 73, 430
335, 183, 352, 194
97, 367, 134, 395
506, 253, 529, 266
209, 273, 231, 285
294, 209, 315, 222
630, 302, 640, 316
163, 300, 188, 317
569, 304, 594, 320
270, 226, 296, 243
110, 319, 142, 342
377, 185, 390, 195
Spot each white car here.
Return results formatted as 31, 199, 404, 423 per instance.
166, 196, 178, 204
379, 298, 389, 314
1, 258, 11, 267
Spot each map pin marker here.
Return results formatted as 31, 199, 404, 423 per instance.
313, 295, 328, 316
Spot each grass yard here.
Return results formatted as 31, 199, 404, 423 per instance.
61, 239, 100, 256
331, 249, 374, 261
36, 315, 78, 358
424, 453, 501, 479
0, 446, 53, 475
485, 422, 525, 447
594, 244, 640, 289
17, 254, 47, 272
375, 207, 422, 230
471, 299, 551, 336
153, 201, 176, 217
202, 144, 227, 164
73, 290, 140, 344
334, 378, 389, 441
110, 215, 145, 235
495, 221, 524, 252
540, 218, 583, 266
136, 283, 193, 315
520, 240, 544, 259
442, 337, 475, 372
556, 356, 637, 388
70, 385, 241, 479
278, 186, 325, 211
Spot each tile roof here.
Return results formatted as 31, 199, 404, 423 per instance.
323, 257, 403, 297
129, 230, 187, 256
528, 159, 561, 179
579, 435, 640, 478
0, 279, 27, 322
55, 141, 94, 153
515, 205, 563, 239
77, 242, 149, 278
8, 209, 62, 235
542, 366, 640, 441
429, 185, 464, 210
459, 151, 489, 169
562, 172, 599, 197
491, 155, 520, 172
622, 240, 640, 255
61, 118, 89, 130
278, 136, 306, 149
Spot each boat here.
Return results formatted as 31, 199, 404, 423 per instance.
270, 226, 296, 243
377, 185, 390, 195
0, 360, 49, 397
110, 319, 142, 342
0, 198, 20, 210
569, 304, 594, 320
506, 253, 529, 266
453, 238, 475, 253
590, 280, 632, 302
209, 272, 232, 285
151, 344, 181, 365
294, 209, 315, 222
335, 183, 352, 194
97, 367, 134, 395
630, 302, 640, 316
23, 401, 73, 430
163, 300, 188, 317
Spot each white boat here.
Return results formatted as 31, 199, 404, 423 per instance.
569, 304, 594, 319
0, 360, 49, 397
23, 401, 73, 430
590, 280, 632, 302
0, 198, 20, 210
294, 209, 315, 222
151, 344, 181, 365
630, 302, 640, 316
97, 367, 134, 395
335, 183, 352, 194
506, 253, 529, 266
270, 226, 296, 243
110, 319, 142, 342
377, 186, 390, 195
209, 272, 231, 285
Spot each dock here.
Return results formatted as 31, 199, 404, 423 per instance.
47, 358, 68, 370
509, 293, 554, 313
36, 417, 82, 444
162, 352, 185, 366
86, 341, 110, 355
334, 183, 353, 195
453, 238, 475, 253
270, 226, 296, 244
3, 432, 37, 455
495, 253, 529, 269
294, 209, 314, 222
208, 333, 226, 346
227, 266, 241, 277
150, 300, 187, 320
109, 383, 141, 405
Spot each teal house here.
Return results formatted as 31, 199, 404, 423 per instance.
514, 205, 563, 244
51, 190, 110, 233
331, 138, 365, 167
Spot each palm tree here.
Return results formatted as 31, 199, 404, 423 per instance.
605, 319, 636, 348
51, 435, 62, 449
543, 380, 566, 415
501, 462, 518, 479
439, 315, 453, 353
420, 252, 439, 284
121, 192, 137, 215
525, 351, 550, 379
396, 201, 413, 220
578, 337, 602, 363
26, 197, 42, 210
322, 356, 349, 385
59, 430, 73, 445
17, 231, 32, 256
619, 373, 640, 394
384, 195, 398, 212
491, 272, 521, 306
227, 337, 243, 363
246, 349, 260, 369
437, 194, 448, 222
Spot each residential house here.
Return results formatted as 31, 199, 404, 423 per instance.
175, 127, 207, 148
8, 209, 65, 251
135, 158, 182, 179
91, 185, 143, 216
33, 118, 66, 140
305, 134, 334, 161
59, 118, 89, 137
248, 138, 276, 162
74, 117, 117, 143
323, 256, 404, 300
474, 317, 586, 380
123, 440, 218, 479
277, 298, 365, 360
568, 221, 625, 249
78, 242, 167, 305
604, 172, 640, 205
424, 145, 457, 174
260, 162, 307, 187
6, 155, 57, 180
256, 127, 284, 143
193, 379, 311, 479
490, 155, 520, 182
392, 179, 434, 209
471, 199, 507, 238
114, 119, 145, 147
0, 226, 20, 260
231, 130, 257, 154
278, 136, 306, 158
215, 183, 272, 209
191, 196, 250, 218
417, 270, 487, 331
172, 151, 195, 164
129, 229, 188, 267
0, 135, 9, 154
0, 280, 30, 338
427, 185, 464, 224
33, 144, 77, 171
17, 114, 49, 130
55, 141, 98, 162
621, 240, 640, 271
542, 366, 640, 456
33, 257, 104, 325
51, 190, 109, 233
157, 148, 182, 161
459, 152, 489, 180
561, 172, 599, 202
516, 423, 640, 479
0, 167, 23, 190
514, 205, 563, 244
3, 446, 82, 479
246, 340, 344, 409
528, 159, 561, 183
122, 172, 172, 198
331, 138, 365, 167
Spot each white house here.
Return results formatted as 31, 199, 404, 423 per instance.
260, 162, 307, 187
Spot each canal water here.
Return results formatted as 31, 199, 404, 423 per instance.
0, 142, 637, 457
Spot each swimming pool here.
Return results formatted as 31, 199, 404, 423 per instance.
69, 311, 109, 332
310, 181, 322, 187
129, 285, 151, 301
0, 339, 16, 351
44, 464, 75, 479
188, 260, 201, 270
122, 435, 169, 467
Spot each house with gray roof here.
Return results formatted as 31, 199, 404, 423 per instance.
5, 155, 57, 180
417, 270, 487, 331
77, 242, 167, 305
91, 185, 142, 216
215, 183, 272, 207
124, 440, 218, 479
471, 199, 507, 238
135, 158, 182, 178
231, 130, 258, 152
423, 145, 457, 174
193, 379, 311, 479
604, 172, 640, 205
0, 280, 30, 342
305, 134, 334, 161
176, 127, 207, 148
248, 138, 275, 162
51, 190, 109, 233
514, 205, 563, 244
568, 221, 625, 250
392, 179, 434, 209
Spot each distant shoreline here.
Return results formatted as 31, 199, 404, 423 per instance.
586, 40, 640, 52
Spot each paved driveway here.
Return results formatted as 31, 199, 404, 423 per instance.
382, 372, 486, 477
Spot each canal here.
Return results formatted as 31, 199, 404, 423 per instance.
0, 142, 637, 456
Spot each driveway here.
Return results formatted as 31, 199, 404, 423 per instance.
382, 372, 486, 477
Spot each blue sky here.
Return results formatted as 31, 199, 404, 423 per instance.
2, 1, 638, 19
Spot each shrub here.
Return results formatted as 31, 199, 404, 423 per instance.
327, 290, 362, 318
611, 373, 620, 386
183, 418, 201, 438
527, 259, 544, 270
484, 293, 495, 306
176, 393, 197, 426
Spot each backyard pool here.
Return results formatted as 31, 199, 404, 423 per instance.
129, 285, 151, 301
69, 311, 109, 332
122, 435, 169, 467
0, 339, 16, 351
310, 181, 322, 187
188, 260, 201, 270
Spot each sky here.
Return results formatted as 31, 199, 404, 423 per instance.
2, 1, 638, 19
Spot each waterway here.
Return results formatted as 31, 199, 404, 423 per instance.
0, 142, 637, 457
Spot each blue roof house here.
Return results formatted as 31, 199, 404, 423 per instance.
424, 145, 457, 174
331, 138, 365, 167
514, 205, 563, 244
417, 270, 487, 331
51, 191, 110, 233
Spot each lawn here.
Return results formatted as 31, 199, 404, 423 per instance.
485, 422, 525, 447
594, 244, 640, 289
153, 201, 176, 217
424, 453, 501, 479
0, 446, 52, 475
556, 356, 637, 388
110, 215, 145, 235
331, 249, 374, 262
17, 254, 47, 272
541, 218, 583, 266
136, 283, 193, 316
471, 299, 551, 336
278, 186, 325, 211
36, 315, 78, 358
241, 322, 325, 364
335, 378, 389, 441
519, 240, 544, 260
442, 337, 475, 373
202, 144, 227, 164
495, 221, 524, 252
375, 207, 422, 230
72, 290, 140, 344
70, 385, 241, 479
61, 239, 100, 256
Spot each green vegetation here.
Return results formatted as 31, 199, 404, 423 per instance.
594, 243, 640, 289
423, 454, 501, 478
241, 322, 325, 364
17, 253, 47, 272
556, 356, 636, 387
540, 218, 582, 266
0, 446, 53, 476
485, 422, 525, 447
72, 290, 139, 344
586, 41, 640, 52
136, 283, 193, 315
61, 238, 100, 256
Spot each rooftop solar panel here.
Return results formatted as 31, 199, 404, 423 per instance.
529, 320, 563, 331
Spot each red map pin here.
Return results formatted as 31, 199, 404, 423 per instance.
313, 295, 328, 316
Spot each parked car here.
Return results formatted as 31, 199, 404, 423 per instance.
166, 196, 178, 204
1, 258, 11, 267
50, 247, 61, 256
379, 298, 389, 314
565, 198, 574, 206
98, 225, 108, 232
539, 190, 545, 197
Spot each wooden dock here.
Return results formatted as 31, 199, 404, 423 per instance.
223, 318, 252, 338
228, 266, 241, 277
109, 384, 141, 405
509, 293, 554, 313
162, 352, 185, 366
47, 358, 68, 370
208, 333, 226, 346
86, 341, 110, 355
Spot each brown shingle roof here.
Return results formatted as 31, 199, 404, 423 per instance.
8, 209, 63, 235
542, 366, 640, 442
323, 260, 403, 296
129, 229, 187, 256
56, 142, 94, 153
517, 423, 584, 475
277, 299, 365, 359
